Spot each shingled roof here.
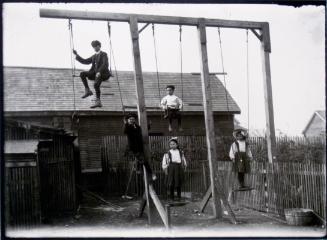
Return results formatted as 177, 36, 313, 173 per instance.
4, 66, 240, 114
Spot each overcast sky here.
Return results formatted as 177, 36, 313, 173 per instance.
3, 3, 325, 135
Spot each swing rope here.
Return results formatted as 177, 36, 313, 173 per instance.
217, 28, 230, 116
246, 29, 250, 133
217, 27, 251, 137
107, 22, 125, 114
151, 23, 161, 105
179, 25, 184, 111
68, 19, 77, 115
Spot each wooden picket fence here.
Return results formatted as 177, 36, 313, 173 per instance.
266, 161, 326, 219
101, 135, 326, 220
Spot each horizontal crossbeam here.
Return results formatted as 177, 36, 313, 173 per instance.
40, 9, 265, 29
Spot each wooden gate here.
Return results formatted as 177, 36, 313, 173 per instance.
5, 159, 41, 228
38, 137, 76, 219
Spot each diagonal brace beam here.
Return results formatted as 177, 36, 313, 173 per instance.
250, 29, 262, 41
138, 23, 150, 34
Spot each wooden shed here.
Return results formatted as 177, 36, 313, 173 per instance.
4, 120, 77, 227
5, 140, 41, 228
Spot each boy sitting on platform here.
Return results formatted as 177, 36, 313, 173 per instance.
73, 40, 112, 108
123, 113, 156, 181
160, 85, 183, 132
229, 129, 253, 190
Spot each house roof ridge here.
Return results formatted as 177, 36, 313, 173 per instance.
4, 65, 216, 76
4, 66, 240, 113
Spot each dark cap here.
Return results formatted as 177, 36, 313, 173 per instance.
125, 112, 137, 120
91, 40, 101, 47
166, 85, 175, 90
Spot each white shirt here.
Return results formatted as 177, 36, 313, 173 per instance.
229, 140, 253, 160
162, 149, 187, 170
160, 95, 183, 109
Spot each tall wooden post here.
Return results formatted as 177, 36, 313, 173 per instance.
197, 19, 223, 218
129, 16, 152, 224
260, 23, 277, 163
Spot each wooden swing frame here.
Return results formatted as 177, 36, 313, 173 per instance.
40, 8, 277, 226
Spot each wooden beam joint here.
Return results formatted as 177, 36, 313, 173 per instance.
198, 19, 207, 44
130, 16, 139, 40
261, 22, 271, 53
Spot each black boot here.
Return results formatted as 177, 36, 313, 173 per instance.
82, 89, 93, 98
169, 186, 175, 201
90, 98, 102, 108
176, 187, 181, 201
238, 172, 245, 189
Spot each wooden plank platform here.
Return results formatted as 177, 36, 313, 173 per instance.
233, 187, 255, 192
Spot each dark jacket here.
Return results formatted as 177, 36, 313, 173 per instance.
123, 123, 144, 154
76, 51, 110, 77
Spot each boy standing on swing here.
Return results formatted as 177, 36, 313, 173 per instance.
162, 137, 187, 201
123, 113, 157, 181
73, 40, 111, 108
229, 129, 253, 190
160, 85, 183, 132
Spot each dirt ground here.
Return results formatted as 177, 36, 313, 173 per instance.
6, 194, 326, 238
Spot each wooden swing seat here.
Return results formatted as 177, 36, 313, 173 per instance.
232, 187, 254, 192
123, 105, 161, 110
165, 199, 190, 207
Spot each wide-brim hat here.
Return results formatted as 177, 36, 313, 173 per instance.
169, 137, 179, 144
232, 128, 248, 139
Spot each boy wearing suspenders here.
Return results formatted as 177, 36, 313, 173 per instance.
229, 129, 253, 189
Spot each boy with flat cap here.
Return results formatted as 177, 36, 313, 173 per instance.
123, 113, 156, 181
73, 40, 112, 108
160, 85, 183, 132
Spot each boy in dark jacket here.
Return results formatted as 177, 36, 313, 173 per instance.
73, 40, 111, 108
123, 113, 156, 181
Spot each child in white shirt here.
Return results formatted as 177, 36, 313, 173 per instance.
162, 137, 187, 201
229, 129, 253, 189
160, 85, 183, 132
